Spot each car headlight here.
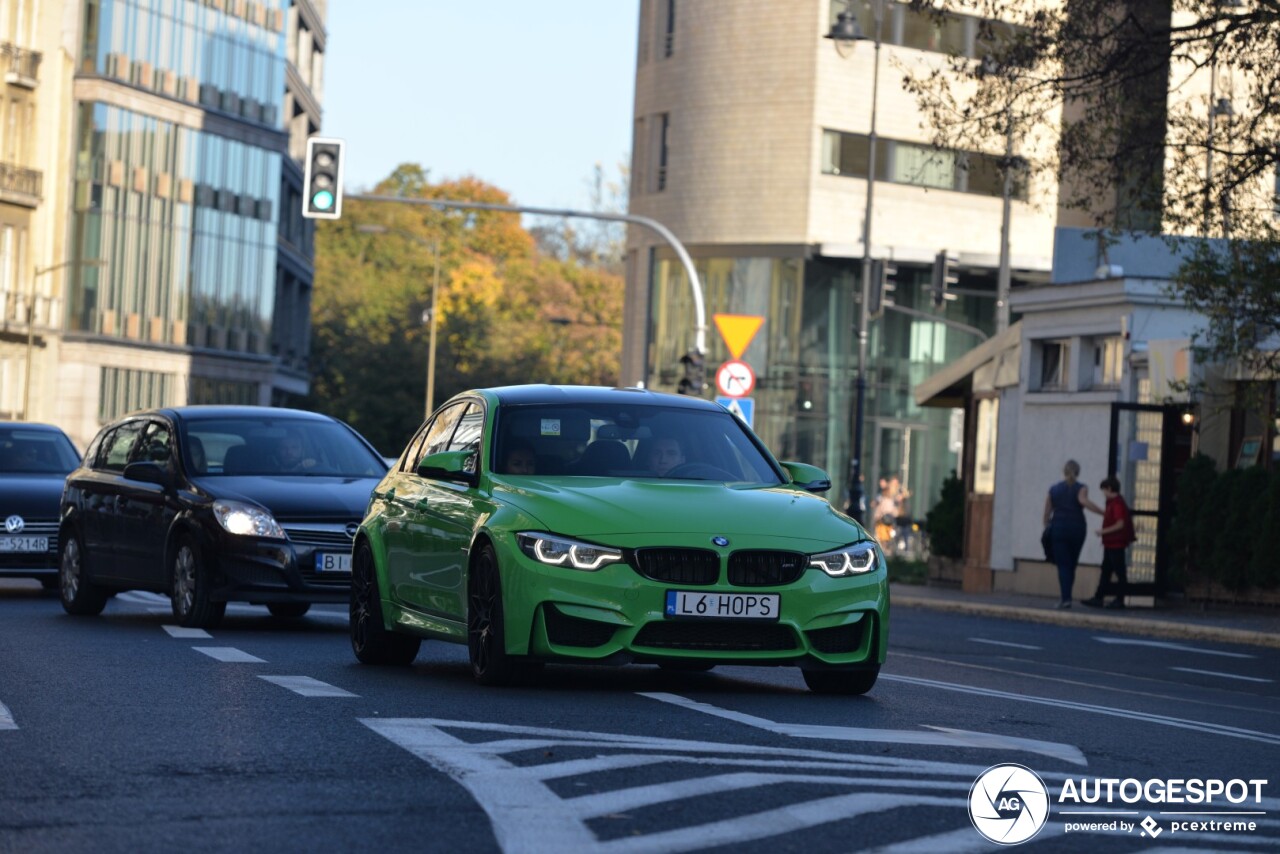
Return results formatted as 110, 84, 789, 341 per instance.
212, 500, 285, 539
809, 541, 878, 577
517, 532, 622, 571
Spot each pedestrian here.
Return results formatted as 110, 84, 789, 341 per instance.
873, 478, 897, 556
1081, 476, 1133, 610
1042, 460, 1104, 609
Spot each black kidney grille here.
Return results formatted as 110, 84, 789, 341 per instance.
806, 621, 867, 654
727, 550, 807, 587
634, 621, 797, 652
632, 548, 719, 585
544, 605, 618, 648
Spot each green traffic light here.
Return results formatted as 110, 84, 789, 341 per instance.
312, 189, 335, 211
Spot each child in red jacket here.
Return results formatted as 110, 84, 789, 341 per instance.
1082, 476, 1133, 609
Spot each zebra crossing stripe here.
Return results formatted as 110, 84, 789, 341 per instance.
192, 647, 266, 663
162, 625, 211, 639
259, 676, 357, 697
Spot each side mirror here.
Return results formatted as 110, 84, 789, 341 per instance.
123, 461, 171, 487
416, 450, 478, 486
780, 461, 831, 494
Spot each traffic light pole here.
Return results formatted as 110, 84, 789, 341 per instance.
347, 193, 708, 360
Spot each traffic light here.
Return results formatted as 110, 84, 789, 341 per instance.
677, 350, 706, 395
868, 259, 897, 319
930, 250, 959, 308
303, 137, 345, 220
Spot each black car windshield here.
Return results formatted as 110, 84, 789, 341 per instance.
0, 427, 80, 474
182, 417, 387, 478
493, 403, 784, 484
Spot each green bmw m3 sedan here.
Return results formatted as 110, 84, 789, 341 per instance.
350, 385, 888, 694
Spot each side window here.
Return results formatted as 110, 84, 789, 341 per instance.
449, 404, 484, 452
411, 403, 467, 471
131, 422, 173, 465
99, 422, 145, 472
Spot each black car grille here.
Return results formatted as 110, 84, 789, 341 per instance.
283, 525, 356, 549
728, 550, 807, 587
807, 620, 867, 654
0, 520, 59, 570
634, 621, 797, 652
543, 605, 618, 648
631, 548, 719, 585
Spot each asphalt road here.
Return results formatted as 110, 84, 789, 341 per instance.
1, 582, 1276, 853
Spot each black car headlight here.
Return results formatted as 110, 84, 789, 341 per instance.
517, 532, 622, 571
809, 541, 879, 577
212, 500, 285, 539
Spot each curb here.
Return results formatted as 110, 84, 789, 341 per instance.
892, 593, 1280, 650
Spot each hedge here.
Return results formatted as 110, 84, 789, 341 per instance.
1170, 454, 1280, 591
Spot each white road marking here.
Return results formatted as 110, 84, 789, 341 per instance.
882, 673, 1280, 746
192, 647, 265, 663
862, 827, 990, 854
116, 590, 169, 604
162, 625, 211, 639
258, 676, 357, 697
638, 692, 1087, 766
1093, 636, 1255, 659
1171, 667, 1274, 684
969, 637, 1042, 650
0, 700, 15, 730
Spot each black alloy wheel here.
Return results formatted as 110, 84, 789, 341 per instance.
350, 542, 420, 665
58, 529, 108, 616
801, 665, 880, 696
170, 535, 226, 630
267, 602, 311, 619
467, 544, 540, 686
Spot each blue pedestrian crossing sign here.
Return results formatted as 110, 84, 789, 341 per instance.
716, 396, 755, 427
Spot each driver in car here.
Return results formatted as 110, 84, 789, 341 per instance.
646, 436, 685, 477
273, 431, 317, 472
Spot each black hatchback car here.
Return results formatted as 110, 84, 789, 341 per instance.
59, 406, 388, 628
0, 423, 82, 589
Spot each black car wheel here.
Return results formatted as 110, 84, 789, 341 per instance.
170, 536, 225, 630
350, 542, 419, 665
801, 665, 879, 696
467, 544, 540, 686
59, 529, 108, 616
267, 602, 311, 619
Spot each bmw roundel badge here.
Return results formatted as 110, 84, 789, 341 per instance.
711, 536, 730, 547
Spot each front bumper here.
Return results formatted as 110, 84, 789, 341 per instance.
494, 532, 889, 669
0, 520, 59, 580
207, 524, 354, 605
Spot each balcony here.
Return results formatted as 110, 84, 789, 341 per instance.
0, 162, 42, 207
1, 43, 41, 88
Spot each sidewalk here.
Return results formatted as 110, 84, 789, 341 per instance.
891, 582, 1280, 650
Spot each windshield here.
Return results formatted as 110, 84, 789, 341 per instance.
0, 427, 80, 474
182, 417, 387, 478
493, 403, 783, 484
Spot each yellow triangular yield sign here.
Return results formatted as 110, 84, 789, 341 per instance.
713, 314, 765, 360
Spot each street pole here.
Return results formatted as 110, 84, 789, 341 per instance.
23, 259, 102, 420
996, 98, 1014, 335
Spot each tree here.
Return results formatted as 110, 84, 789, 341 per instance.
902, 0, 1280, 377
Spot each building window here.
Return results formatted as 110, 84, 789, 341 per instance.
827, 1, 1025, 59
973, 397, 998, 494
1037, 340, 1069, 391
822, 130, 1027, 201
653, 113, 670, 193
99, 367, 176, 422
663, 0, 676, 58
1093, 337, 1123, 388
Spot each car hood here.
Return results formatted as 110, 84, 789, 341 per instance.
0, 474, 68, 521
191, 475, 376, 520
494, 478, 865, 550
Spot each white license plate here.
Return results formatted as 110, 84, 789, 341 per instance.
0, 536, 48, 553
315, 552, 352, 573
665, 590, 779, 620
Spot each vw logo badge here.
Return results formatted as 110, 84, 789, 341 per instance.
711, 536, 729, 547
4, 515, 23, 534
345, 523, 359, 539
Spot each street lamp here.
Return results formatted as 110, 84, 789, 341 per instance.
356, 224, 441, 419
827, 0, 884, 525
24, 259, 104, 420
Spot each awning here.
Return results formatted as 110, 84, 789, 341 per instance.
915, 321, 1022, 408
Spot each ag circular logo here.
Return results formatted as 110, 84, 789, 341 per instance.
968, 763, 1050, 845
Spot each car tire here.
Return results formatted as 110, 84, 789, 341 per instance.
267, 602, 311, 619
658, 661, 715, 672
350, 542, 420, 665
59, 529, 108, 616
170, 535, 226, 630
468, 544, 540, 686
801, 665, 879, 696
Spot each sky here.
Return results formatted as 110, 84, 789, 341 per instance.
323, 1, 640, 212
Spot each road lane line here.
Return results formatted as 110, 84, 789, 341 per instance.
969, 637, 1042, 650
192, 647, 266, 663
1093, 636, 1255, 658
863, 827, 990, 854
162, 625, 211, 639
117, 591, 169, 605
259, 676, 357, 697
1171, 667, 1274, 684
882, 673, 1280, 746
0, 700, 15, 730
638, 692, 1087, 765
